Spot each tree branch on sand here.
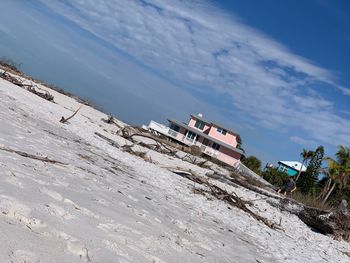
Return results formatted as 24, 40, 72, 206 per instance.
121, 144, 153, 162
118, 126, 178, 156
271, 197, 350, 241
206, 171, 350, 241
0, 71, 54, 102
0, 145, 66, 165
94, 132, 120, 148
60, 106, 82, 124
102, 115, 122, 128
170, 169, 281, 230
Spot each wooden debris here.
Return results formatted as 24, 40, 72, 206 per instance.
94, 132, 120, 148
207, 183, 279, 229
120, 129, 178, 156
102, 115, 122, 128
264, 196, 350, 241
171, 169, 280, 230
27, 86, 54, 101
189, 145, 201, 156
198, 160, 209, 168
181, 154, 197, 164
121, 144, 150, 162
0, 145, 66, 165
0, 71, 54, 102
219, 171, 350, 241
60, 106, 82, 123
118, 126, 138, 138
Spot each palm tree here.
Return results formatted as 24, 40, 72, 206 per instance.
295, 148, 313, 181
319, 145, 350, 204
336, 145, 350, 167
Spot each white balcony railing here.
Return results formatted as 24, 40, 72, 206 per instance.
167, 128, 219, 157
203, 147, 219, 157
168, 129, 179, 138
184, 136, 196, 144
148, 120, 170, 134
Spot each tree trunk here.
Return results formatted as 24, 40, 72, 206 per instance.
295, 159, 305, 181
269, 197, 350, 241
298, 205, 350, 241
317, 178, 331, 200
322, 182, 336, 204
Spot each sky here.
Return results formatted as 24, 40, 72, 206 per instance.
0, 0, 349, 165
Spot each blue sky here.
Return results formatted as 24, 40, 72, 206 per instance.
0, 0, 349, 165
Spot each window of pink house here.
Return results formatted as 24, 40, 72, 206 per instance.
170, 123, 180, 132
203, 138, 209, 146
186, 131, 197, 140
194, 120, 205, 130
211, 142, 220, 150
217, 127, 227, 135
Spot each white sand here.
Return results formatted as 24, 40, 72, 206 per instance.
0, 72, 349, 262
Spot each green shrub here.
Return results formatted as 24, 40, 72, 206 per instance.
261, 168, 288, 188
242, 155, 262, 174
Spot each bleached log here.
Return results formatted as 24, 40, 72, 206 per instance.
0, 145, 66, 165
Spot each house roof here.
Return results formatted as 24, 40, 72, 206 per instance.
190, 114, 241, 138
278, 161, 307, 172
168, 119, 245, 156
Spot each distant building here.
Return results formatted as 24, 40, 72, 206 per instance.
264, 163, 275, 170
277, 161, 306, 176
144, 113, 244, 167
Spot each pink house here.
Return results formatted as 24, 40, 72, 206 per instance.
167, 114, 244, 166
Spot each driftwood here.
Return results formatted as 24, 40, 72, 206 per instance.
121, 144, 152, 162
0, 71, 54, 102
118, 126, 139, 138
0, 71, 25, 86
207, 183, 280, 229
299, 206, 350, 240
180, 155, 209, 167
120, 129, 178, 156
118, 127, 211, 162
0, 145, 66, 165
27, 86, 54, 101
189, 145, 201, 156
102, 115, 122, 128
171, 169, 280, 229
230, 170, 350, 240
273, 198, 350, 241
60, 106, 82, 123
94, 132, 120, 148
120, 128, 211, 163
181, 154, 197, 164
228, 173, 279, 199
208, 171, 350, 241
234, 172, 350, 241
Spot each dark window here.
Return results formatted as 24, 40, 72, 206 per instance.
194, 120, 205, 130
217, 127, 227, 135
203, 138, 209, 146
186, 131, 196, 140
211, 142, 220, 150
279, 166, 288, 172
170, 124, 180, 132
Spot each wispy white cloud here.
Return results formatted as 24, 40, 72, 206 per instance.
290, 136, 317, 147
39, 0, 350, 146
337, 86, 350, 96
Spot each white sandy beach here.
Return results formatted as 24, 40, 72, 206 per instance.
0, 72, 349, 262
